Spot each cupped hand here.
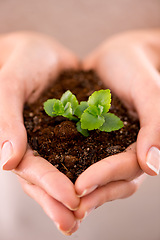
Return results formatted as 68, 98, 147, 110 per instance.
14, 147, 80, 235
82, 29, 160, 176
0, 31, 80, 234
75, 144, 144, 220
75, 29, 160, 220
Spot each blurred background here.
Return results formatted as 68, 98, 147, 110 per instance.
0, 0, 160, 239
0, 0, 160, 57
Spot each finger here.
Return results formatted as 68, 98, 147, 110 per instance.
74, 174, 145, 220
75, 143, 142, 197
137, 121, 160, 176
0, 71, 27, 170
13, 148, 80, 211
133, 59, 160, 176
18, 177, 80, 235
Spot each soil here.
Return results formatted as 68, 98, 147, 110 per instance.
23, 70, 140, 183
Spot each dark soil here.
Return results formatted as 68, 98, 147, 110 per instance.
23, 70, 139, 183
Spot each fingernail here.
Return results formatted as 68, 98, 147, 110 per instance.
58, 220, 77, 236
66, 220, 80, 235
81, 207, 95, 220
0, 141, 13, 170
77, 185, 98, 197
65, 205, 79, 211
55, 222, 71, 236
55, 222, 60, 230
146, 147, 160, 175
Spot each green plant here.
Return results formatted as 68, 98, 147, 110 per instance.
43, 89, 124, 136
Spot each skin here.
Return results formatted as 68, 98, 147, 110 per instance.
0, 30, 159, 235
74, 29, 160, 221
0, 32, 80, 234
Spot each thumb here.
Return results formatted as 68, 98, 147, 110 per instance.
0, 72, 27, 170
135, 68, 160, 176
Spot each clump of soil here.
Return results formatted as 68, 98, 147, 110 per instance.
23, 70, 139, 183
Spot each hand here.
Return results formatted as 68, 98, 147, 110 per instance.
75, 144, 144, 220
74, 29, 160, 220
82, 29, 160, 176
0, 32, 80, 235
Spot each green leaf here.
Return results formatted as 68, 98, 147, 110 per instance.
87, 105, 104, 116
88, 89, 111, 113
87, 105, 99, 116
99, 113, 124, 132
63, 102, 78, 121
60, 90, 78, 114
74, 101, 88, 118
98, 104, 104, 115
81, 109, 105, 130
43, 99, 57, 117
53, 100, 64, 115
76, 121, 89, 137
44, 90, 123, 136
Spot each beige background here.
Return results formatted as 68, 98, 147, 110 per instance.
0, 0, 160, 240
0, 0, 160, 57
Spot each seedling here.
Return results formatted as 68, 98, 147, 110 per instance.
44, 89, 124, 136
